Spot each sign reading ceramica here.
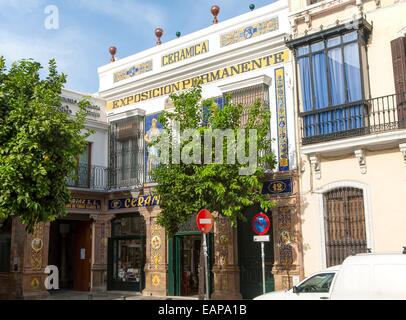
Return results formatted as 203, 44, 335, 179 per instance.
107, 50, 290, 110
162, 40, 209, 66
108, 194, 161, 210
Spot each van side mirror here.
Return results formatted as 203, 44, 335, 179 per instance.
292, 286, 298, 293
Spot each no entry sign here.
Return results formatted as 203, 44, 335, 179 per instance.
196, 209, 213, 233
253, 213, 270, 235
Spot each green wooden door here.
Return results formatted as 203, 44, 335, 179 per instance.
168, 232, 214, 297
238, 205, 274, 299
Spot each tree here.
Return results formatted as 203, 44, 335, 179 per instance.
0, 57, 91, 232
150, 84, 277, 237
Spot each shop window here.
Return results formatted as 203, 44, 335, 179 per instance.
109, 116, 144, 188
0, 218, 12, 272
108, 214, 146, 291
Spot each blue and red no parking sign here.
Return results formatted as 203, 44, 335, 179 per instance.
252, 213, 270, 235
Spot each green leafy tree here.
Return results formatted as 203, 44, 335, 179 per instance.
0, 57, 92, 232
151, 85, 277, 237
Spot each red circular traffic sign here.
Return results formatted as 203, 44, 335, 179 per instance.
196, 209, 213, 233
252, 213, 270, 235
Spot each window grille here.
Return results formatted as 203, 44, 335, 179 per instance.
109, 116, 144, 189
324, 187, 367, 267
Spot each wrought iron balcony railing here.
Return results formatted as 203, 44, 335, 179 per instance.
67, 164, 109, 190
67, 164, 144, 190
300, 93, 406, 145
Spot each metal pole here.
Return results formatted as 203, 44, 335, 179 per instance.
261, 241, 266, 294
202, 233, 209, 300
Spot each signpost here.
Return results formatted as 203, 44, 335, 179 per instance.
253, 213, 270, 295
196, 209, 213, 300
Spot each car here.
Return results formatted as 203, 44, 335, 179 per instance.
254, 252, 406, 300
253, 265, 339, 300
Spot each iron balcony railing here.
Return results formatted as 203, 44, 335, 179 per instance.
300, 92, 406, 145
67, 164, 109, 190
67, 164, 144, 190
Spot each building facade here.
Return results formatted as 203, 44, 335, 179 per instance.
97, 0, 304, 299
286, 0, 406, 276
0, 89, 109, 299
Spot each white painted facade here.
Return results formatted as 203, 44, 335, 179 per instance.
97, 0, 297, 172
61, 88, 108, 168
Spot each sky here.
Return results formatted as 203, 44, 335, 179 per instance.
0, 0, 277, 94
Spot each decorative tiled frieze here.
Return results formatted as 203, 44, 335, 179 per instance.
220, 17, 279, 47
113, 60, 153, 83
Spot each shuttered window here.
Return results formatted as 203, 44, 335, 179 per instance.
324, 187, 367, 267
391, 36, 406, 127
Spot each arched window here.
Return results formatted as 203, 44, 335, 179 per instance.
324, 187, 367, 267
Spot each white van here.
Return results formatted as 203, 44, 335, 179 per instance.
254, 253, 406, 300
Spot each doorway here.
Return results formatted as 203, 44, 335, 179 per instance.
238, 205, 274, 299
48, 219, 92, 291
168, 232, 214, 297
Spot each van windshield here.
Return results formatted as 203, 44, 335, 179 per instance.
296, 273, 336, 293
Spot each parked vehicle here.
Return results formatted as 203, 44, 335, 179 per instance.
254, 253, 406, 300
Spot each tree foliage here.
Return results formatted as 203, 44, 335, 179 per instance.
151, 85, 277, 237
0, 57, 91, 232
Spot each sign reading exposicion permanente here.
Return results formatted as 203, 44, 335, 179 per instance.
107, 50, 290, 110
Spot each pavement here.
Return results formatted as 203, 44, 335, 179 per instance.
46, 290, 199, 300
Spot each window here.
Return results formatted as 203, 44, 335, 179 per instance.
109, 116, 144, 188
324, 187, 367, 267
0, 218, 11, 272
109, 214, 146, 291
227, 84, 269, 127
390, 36, 406, 127
296, 273, 336, 293
296, 30, 368, 138
67, 143, 91, 188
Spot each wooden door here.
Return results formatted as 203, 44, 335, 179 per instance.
73, 221, 92, 291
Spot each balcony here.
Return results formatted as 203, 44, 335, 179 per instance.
300, 93, 406, 145
67, 164, 109, 190
67, 164, 144, 191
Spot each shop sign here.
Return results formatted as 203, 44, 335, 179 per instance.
66, 198, 102, 210
108, 194, 161, 210
161, 40, 209, 66
262, 178, 292, 195
107, 50, 290, 110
